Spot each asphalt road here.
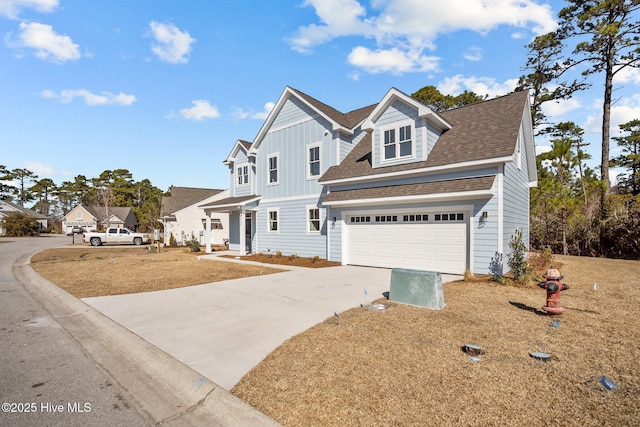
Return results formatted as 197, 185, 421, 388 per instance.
0, 235, 150, 427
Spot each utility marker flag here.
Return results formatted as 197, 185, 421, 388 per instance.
364, 288, 368, 296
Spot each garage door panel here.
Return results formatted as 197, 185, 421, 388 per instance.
347, 218, 467, 274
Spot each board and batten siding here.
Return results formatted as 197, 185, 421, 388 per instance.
255, 198, 327, 258
372, 100, 427, 168
502, 129, 531, 257
257, 97, 335, 200
230, 149, 255, 198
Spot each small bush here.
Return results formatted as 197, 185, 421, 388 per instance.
312, 255, 321, 263
491, 274, 508, 285
508, 229, 531, 283
288, 253, 299, 260
275, 250, 282, 257
169, 232, 176, 247
188, 234, 201, 252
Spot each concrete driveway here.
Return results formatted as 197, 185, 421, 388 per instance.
84, 257, 460, 390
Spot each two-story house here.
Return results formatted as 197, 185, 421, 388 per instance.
202, 87, 536, 275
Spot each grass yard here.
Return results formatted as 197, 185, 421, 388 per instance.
232, 255, 640, 426
30, 246, 285, 298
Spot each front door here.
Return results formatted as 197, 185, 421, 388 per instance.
245, 213, 252, 253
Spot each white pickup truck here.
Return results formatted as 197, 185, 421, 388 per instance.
82, 228, 150, 246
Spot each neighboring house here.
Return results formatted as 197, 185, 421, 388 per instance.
159, 186, 229, 247
61, 205, 138, 234
201, 87, 536, 275
0, 200, 49, 235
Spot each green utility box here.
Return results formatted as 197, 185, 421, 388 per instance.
389, 268, 445, 309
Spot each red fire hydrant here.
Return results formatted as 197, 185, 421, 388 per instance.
541, 266, 566, 315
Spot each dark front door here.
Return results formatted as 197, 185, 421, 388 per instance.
245, 213, 252, 253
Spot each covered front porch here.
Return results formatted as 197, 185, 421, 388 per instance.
200, 195, 260, 255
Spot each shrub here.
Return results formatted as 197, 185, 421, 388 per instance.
288, 253, 299, 260
2, 212, 40, 236
169, 232, 176, 247
312, 255, 321, 263
490, 274, 508, 285
188, 233, 201, 252
508, 229, 531, 284
275, 250, 282, 257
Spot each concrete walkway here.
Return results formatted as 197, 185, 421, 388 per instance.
84, 255, 461, 390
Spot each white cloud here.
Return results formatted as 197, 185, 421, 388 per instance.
178, 100, 220, 121
22, 161, 69, 176
290, 0, 557, 74
231, 102, 275, 120
42, 89, 136, 106
7, 21, 80, 63
583, 94, 640, 136
541, 97, 582, 119
463, 46, 482, 62
535, 145, 552, 155
437, 74, 519, 98
347, 46, 439, 74
614, 66, 640, 84
149, 21, 195, 64
0, 0, 58, 19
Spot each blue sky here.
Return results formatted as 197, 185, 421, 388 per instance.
2, 0, 639, 194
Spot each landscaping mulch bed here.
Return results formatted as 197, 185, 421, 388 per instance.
232, 255, 640, 426
223, 253, 341, 268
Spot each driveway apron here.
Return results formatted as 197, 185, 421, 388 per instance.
83, 262, 394, 390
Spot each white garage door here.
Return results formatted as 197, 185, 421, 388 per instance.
346, 212, 467, 274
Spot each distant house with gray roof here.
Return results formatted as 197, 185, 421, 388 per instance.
61, 205, 138, 234
201, 86, 536, 275
0, 199, 49, 235
160, 186, 229, 247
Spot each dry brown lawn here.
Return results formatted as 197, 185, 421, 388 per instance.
30, 246, 285, 298
232, 255, 640, 426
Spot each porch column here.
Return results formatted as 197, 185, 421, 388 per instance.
205, 211, 212, 253
238, 208, 246, 256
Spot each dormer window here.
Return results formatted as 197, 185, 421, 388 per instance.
382, 122, 413, 161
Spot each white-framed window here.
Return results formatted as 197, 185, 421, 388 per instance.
382, 121, 414, 161
307, 143, 321, 178
307, 207, 320, 233
76, 211, 83, 220
267, 154, 279, 185
268, 209, 279, 233
237, 164, 249, 186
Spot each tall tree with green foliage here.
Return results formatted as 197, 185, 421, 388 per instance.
0, 165, 13, 201
410, 85, 486, 112
9, 168, 38, 206
611, 118, 640, 195
516, 32, 590, 134
558, 0, 640, 192
30, 178, 57, 216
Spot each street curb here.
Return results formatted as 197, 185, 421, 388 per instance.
14, 253, 280, 427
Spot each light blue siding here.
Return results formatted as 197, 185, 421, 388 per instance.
231, 149, 254, 198
372, 100, 426, 168
257, 99, 333, 200
254, 197, 327, 258
502, 129, 531, 262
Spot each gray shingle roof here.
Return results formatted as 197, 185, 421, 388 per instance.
84, 206, 134, 223
323, 176, 495, 203
291, 88, 377, 129
320, 90, 528, 182
0, 200, 48, 219
199, 195, 260, 209
160, 187, 224, 216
